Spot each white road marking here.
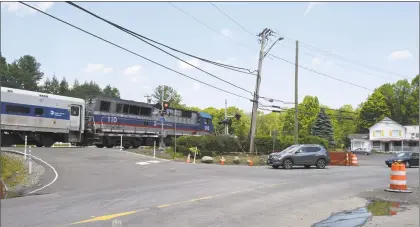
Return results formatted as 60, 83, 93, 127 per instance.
1, 149, 59, 194
136, 162, 151, 165
147, 160, 161, 164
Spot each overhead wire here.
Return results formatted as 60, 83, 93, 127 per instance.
65, 1, 254, 95
173, 2, 378, 92
281, 37, 409, 79
208, 2, 255, 38
18, 2, 252, 101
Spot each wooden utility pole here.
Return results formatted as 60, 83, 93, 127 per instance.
294, 40, 299, 145
249, 29, 268, 154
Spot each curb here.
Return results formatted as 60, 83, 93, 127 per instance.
0, 149, 58, 195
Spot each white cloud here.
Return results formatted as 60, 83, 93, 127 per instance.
2, 2, 54, 16
388, 50, 413, 61
178, 58, 200, 70
82, 64, 113, 74
221, 28, 233, 39
311, 57, 323, 67
304, 2, 323, 16
123, 65, 142, 76
193, 82, 201, 91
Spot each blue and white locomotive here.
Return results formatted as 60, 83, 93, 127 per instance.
1, 87, 214, 148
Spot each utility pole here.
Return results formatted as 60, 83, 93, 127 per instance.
294, 40, 299, 145
144, 94, 152, 104
249, 28, 272, 154
225, 99, 228, 134
160, 86, 165, 148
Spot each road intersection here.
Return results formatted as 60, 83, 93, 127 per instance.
1, 147, 418, 227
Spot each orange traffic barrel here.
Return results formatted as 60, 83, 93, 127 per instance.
385, 162, 412, 193
351, 153, 359, 166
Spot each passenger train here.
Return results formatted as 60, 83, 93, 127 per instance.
0, 87, 214, 148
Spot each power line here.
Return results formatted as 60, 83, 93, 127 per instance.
65, 1, 254, 95
281, 37, 408, 79
176, 4, 377, 92
276, 43, 396, 81
168, 2, 255, 52
269, 54, 374, 91
208, 2, 255, 38
18, 2, 252, 101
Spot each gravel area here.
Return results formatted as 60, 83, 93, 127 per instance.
1, 151, 45, 194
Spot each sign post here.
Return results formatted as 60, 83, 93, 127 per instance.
24, 135, 27, 160
153, 141, 156, 158
28, 146, 32, 175
120, 135, 123, 150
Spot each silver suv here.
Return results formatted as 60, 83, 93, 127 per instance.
267, 144, 330, 169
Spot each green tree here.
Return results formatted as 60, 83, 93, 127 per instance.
103, 84, 121, 98
282, 96, 320, 136
357, 91, 391, 132
50, 75, 60, 94
311, 108, 335, 146
58, 77, 70, 95
11, 55, 44, 91
152, 85, 182, 108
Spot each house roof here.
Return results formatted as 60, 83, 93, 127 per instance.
348, 134, 369, 139
368, 117, 402, 130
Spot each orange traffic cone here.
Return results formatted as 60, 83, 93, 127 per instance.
220, 157, 225, 165
247, 159, 254, 166
385, 162, 412, 193
351, 153, 359, 166
186, 154, 191, 163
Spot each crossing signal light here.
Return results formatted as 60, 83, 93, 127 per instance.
163, 102, 169, 110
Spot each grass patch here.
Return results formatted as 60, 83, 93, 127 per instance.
0, 154, 28, 189
367, 200, 393, 216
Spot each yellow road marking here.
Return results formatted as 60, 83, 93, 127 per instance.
68, 181, 294, 225
70, 208, 149, 225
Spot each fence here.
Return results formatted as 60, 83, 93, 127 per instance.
388, 146, 419, 153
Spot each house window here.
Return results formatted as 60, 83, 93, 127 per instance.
374, 130, 381, 136
373, 141, 381, 147
392, 130, 399, 137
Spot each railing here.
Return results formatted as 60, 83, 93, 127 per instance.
390, 146, 420, 153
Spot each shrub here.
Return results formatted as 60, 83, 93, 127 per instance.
175, 135, 240, 155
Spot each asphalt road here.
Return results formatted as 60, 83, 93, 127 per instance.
1, 148, 418, 227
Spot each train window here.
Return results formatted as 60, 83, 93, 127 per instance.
71, 106, 79, 116
205, 119, 209, 125
143, 120, 149, 126
34, 108, 44, 116
139, 107, 152, 116
6, 105, 30, 114
116, 103, 123, 113
123, 105, 129, 114
129, 105, 140, 115
99, 101, 111, 112
181, 111, 192, 118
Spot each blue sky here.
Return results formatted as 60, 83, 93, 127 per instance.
1, 2, 418, 112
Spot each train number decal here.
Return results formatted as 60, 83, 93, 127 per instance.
204, 125, 210, 131
107, 116, 118, 123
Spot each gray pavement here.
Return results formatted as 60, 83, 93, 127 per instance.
1, 147, 418, 227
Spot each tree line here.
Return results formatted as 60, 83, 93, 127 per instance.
1, 55, 418, 149
0, 55, 120, 99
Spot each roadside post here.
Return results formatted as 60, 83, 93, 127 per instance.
120, 135, 123, 150
24, 135, 27, 160
193, 146, 197, 164
28, 146, 32, 175
153, 141, 156, 158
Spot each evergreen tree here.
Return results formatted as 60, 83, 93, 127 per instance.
311, 108, 335, 146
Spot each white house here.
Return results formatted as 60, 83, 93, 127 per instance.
369, 117, 419, 152
348, 134, 372, 151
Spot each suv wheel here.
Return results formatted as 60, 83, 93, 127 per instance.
316, 159, 326, 169
283, 159, 293, 169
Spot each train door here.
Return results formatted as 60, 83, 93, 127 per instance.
70, 105, 81, 131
